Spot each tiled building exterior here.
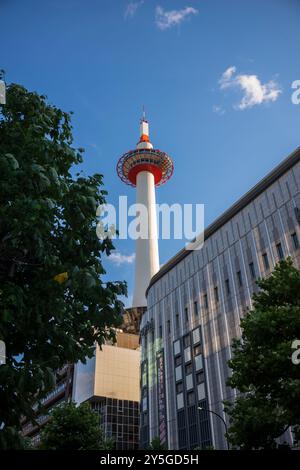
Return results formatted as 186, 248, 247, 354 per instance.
140, 148, 300, 450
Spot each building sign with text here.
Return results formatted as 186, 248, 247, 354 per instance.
157, 349, 167, 445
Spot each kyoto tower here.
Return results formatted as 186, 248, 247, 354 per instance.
117, 114, 173, 309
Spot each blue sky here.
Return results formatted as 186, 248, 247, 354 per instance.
1, 0, 300, 305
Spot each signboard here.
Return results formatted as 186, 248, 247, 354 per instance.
0, 81, 6, 105
157, 350, 167, 445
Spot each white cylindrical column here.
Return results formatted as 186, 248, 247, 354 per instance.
132, 171, 160, 308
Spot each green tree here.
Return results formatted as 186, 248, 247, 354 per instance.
148, 436, 168, 450
225, 258, 300, 449
40, 402, 113, 450
0, 84, 126, 448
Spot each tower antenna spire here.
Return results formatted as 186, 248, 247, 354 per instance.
142, 105, 146, 121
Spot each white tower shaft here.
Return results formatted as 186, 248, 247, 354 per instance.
132, 170, 160, 308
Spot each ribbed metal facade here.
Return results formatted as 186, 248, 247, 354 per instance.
141, 149, 300, 449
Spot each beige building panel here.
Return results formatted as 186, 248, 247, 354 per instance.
94, 345, 140, 402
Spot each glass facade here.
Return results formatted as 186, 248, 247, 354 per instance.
141, 151, 300, 450
92, 397, 139, 450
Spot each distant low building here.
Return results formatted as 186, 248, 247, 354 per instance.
21, 364, 74, 447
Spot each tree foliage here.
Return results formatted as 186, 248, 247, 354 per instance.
225, 259, 300, 448
40, 402, 114, 450
0, 84, 126, 448
148, 436, 168, 450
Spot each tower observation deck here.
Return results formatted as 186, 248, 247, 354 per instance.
117, 116, 173, 308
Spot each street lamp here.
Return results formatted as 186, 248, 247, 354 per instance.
198, 406, 230, 450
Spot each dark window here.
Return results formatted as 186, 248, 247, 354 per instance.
225, 279, 230, 296
194, 345, 201, 356
176, 382, 183, 393
184, 307, 189, 323
194, 301, 199, 317
196, 371, 205, 384
249, 262, 256, 279
175, 356, 182, 367
187, 391, 195, 406
214, 286, 219, 303
291, 232, 299, 250
159, 325, 162, 338
237, 270, 243, 287
185, 363, 192, 375
203, 294, 208, 309
167, 320, 171, 335
175, 313, 180, 329
183, 334, 190, 348
262, 252, 269, 270
276, 242, 284, 260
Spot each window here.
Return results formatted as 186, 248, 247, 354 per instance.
186, 374, 193, 390
195, 354, 203, 371
175, 313, 180, 329
187, 391, 195, 406
197, 383, 206, 401
184, 347, 191, 363
194, 301, 199, 317
214, 286, 219, 303
225, 279, 230, 296
177, 393, 184, 410
276, 242, 284, 260
159, 325, 162, 338
185, 363, 193, 375
175, 366, 182, 382
262, 252, 269, 270
203, 294, 208, 309
167, 320, 171, 335
194, 344, 201, 356
184, 307, 189, 323
176, 382, 183, 394
192, 328, 200, 345
174, 340, 181, 355
183, 334, 190, 348
175, 356, 182, 367
237, 270, 243, 287
249, 262, 256, 279
291, 232, 299, 250
196, 371, 204, 384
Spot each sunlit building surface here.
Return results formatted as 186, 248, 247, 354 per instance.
73, 330, 140, 450
140, 148, 300, 449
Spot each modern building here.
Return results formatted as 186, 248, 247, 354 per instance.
22, 324, 140, 449
21, 364, 74, 446
72, 329, 140, 450
140, 147, 300, 450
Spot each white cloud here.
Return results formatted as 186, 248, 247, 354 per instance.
212, 105, 225, 115
155, 6, 198, 30
219, 66, 237, 88
108, 252, 135, 266
219, 66, 282, 110
124, 1, 144, 19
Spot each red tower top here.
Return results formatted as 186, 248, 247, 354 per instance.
117, 117, 174, 187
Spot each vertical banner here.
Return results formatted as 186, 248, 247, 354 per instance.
156, 349, 167, 446
0, 80, 6, 105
